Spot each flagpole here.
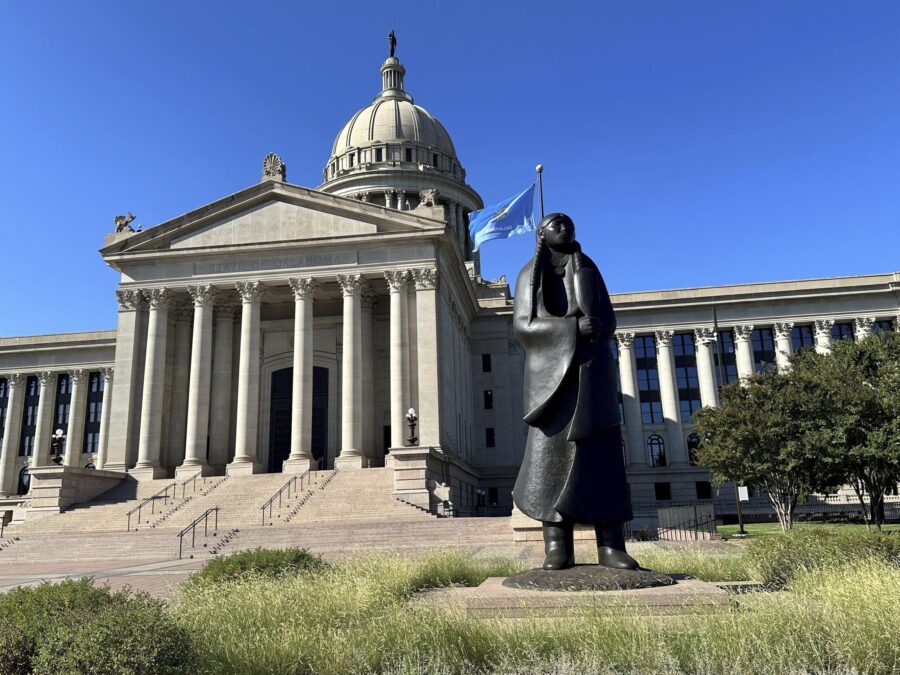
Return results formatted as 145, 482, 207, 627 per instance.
535, 164, 544, 218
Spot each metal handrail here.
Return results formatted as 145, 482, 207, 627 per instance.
177, 507, 219, 559
260, 470, 311, 525
125, 472, 204, 531
126, 482, 176, 531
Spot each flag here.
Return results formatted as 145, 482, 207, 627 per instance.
468, 183, 536, 252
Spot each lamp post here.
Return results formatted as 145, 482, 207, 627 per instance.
49, 429, 66, 465
405, 408, 418, 446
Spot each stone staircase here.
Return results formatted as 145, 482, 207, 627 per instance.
0, 529, 220, 562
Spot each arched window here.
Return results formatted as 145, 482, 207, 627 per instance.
687, 433, 701, 465
648, 435, 666, 467
17, 466, 30, 496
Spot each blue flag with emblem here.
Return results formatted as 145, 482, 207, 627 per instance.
468, 183, 536, 252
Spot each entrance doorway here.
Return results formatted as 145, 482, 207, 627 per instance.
268, 367, 329, 472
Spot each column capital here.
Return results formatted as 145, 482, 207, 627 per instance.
100, 367, 114, 383
654, 330, 674, 347
412, 267, 438, 290
67, 369, 87, 385
615, 331, 635, 349
142, 287, 171, 309
37, 371, 56, 387
773, 322, 794, 340
694, 327, 717, 345
733, 324, 754, 342
814, 319, 834, 337
855, 317, 875, 334
115, 289, 145, 311
337, 274, 363, 297
187, 284, 216, 307
2, 373, 24, 389
288, 277, 316, 300
236, 281, 266, 303
384, 269, 410, 292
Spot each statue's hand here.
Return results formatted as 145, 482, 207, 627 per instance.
578, 316, 600, 337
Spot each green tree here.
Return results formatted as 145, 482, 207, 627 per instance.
693, 367, 843, 532
797, 334, 900, 529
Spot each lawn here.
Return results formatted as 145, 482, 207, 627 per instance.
718, 522, 900, 539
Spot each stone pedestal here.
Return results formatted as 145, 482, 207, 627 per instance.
334, 455, 367, 471
128, 466, 168, 480
282, 457, 317, 474
24, 466, 126, 521
226, 461, 261, 477
175, 463, 216, 480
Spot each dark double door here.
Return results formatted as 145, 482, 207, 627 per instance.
268, 367, 329, 472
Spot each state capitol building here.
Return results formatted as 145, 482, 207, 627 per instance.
1, 49, 898, 523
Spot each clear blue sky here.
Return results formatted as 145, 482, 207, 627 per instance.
2, 2, 899, 336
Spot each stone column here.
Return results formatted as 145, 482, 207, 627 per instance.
655, 331, 686, 465
95, 368, 114, 469
814, 319, 833, 354
384, 190, 393, 208
208, 304, 236, 470
31, 371, 57, 467
133, 288, 170, 478
285, 277, 316, 473
413, 268, 441, 447
396, 191, 405, 210
734, 325, 755, 379
336, 274, 364, 468
105, 290, 146, 471
615, 332, 645, 467
179, 285, 216, 478
0, 374, 24, 497
385, 271, 411, 449
773, 322, 794, 370
361, 289, 376, 462
230, 281, 265, 475
855, 317, 875, 339
64, 370, 87, 467
694, 328, 718, 408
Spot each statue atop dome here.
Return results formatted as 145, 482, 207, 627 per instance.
388, 29, 396, 58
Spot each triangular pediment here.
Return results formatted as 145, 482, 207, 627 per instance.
101, 181, 444, 257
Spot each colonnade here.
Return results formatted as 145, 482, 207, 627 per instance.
0, 368, 114, 498
101, 267, 441, 478
613, 316, 889, 469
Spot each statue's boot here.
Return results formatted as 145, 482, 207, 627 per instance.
542, 521, 575, 570
596, 523, 639, 570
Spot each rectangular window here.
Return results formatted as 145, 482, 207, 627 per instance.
654, 482, 672, 501
82, 372, 104, 455
696, 481, 713, 500
405, 148, 413, 162
348, 153, 354, 167
610, 338, 624, 424
432, 153, 439, 167
19, 376, 39, 456
482, 354, 492, 373
713, 330, 739, 387
751, 328, 776, 372
0, 378, 8, 440
873, 320, 894, 337
635, 335, 663, 423
832, 322, 854, 341
673, 332, 701, 422
53, 373, 71, 431
485, 427, 496, 448
483, 390, 493, 410
375, 148, 383, 162
488, 487, 498, 506
791, 325, 815, 352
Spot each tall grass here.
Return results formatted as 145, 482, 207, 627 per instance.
635, 546, 752, 581
174, 550, 900, 674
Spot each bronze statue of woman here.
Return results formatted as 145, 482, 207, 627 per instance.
512, 213, 638, 570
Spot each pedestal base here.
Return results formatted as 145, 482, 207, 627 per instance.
226, 461, 261, 476
128, 466, 168, 480
503, 565, 673, 592
24, 466, 127, 521
175, 463, 216, 480
334, 455, 366, 470
282, 457, 317, 474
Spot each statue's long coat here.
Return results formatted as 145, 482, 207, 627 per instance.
511, 252, 632, 524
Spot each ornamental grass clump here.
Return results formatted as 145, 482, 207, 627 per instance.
187, 546, 328, 585
633, 545, 752, 582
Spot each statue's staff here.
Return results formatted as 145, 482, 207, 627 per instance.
536, 164, 545, 217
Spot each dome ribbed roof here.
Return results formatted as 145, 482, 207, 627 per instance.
331, 98, 457, 159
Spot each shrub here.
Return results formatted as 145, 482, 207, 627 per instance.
190, 546, 328, 585
0, 625, 32, 675
0, 579, 194, 675
746, 527, 900, 587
